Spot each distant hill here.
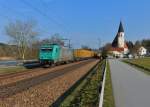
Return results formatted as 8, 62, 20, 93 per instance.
0, 43, 17, 58
0, 43, 7, 46
0, 42, 38, 59
0, 43, 17, 47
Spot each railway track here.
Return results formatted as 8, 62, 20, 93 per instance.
0, 60, 88, 81
0, 59, 96, 99
0, 68, 43, 80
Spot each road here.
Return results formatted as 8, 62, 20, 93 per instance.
109, 59, 150, 107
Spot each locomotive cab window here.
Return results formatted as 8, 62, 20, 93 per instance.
41, 48, 52, 52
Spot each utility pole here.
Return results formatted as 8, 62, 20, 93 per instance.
98, 38, 101, 50
62, 38, 71, 48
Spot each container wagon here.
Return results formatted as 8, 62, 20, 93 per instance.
73, 49, 95, 60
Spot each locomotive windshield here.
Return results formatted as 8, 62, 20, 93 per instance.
41, 48, 53, 52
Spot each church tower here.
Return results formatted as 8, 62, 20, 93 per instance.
117, 21, 125, 48
110, 21, 128, 57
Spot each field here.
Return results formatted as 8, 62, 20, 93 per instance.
124, 57, 150, 72
0, 66, 27, 74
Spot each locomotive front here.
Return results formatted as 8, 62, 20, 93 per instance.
39, 44, 55, 65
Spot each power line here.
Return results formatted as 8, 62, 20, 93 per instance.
39, 0, 72, 36
40, 0, 65, 22
0, 0, 70, 40
0, 2, 58, 39
20, 0, 69, 35
0, 2, 34, 19
0, 5, 18, 21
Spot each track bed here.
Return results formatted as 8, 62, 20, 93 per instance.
0, 59, 99, 107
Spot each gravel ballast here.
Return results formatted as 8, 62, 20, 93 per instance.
0, 59, 98, 107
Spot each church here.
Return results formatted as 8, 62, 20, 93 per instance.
108, 21, 129, 58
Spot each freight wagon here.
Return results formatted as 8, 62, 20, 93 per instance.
39, 44, 73, 66
73, 49, 95, 60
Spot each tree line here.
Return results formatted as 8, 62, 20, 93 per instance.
126, 39, 150, 54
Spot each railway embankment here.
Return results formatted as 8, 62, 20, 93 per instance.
0, 59, 40, 75
52, 60, 107, 107
0, 59, 98, 107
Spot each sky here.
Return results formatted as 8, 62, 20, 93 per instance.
0, 0, 150, 48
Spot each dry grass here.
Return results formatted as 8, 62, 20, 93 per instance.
0, 66, 26, 74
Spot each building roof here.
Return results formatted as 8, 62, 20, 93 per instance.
112, 34, 118, 47
112, 21, 125, 48
109, 47, 124, 52
124, 43, 128, 48
118, 21, 124, 32
139, 46, 147, 50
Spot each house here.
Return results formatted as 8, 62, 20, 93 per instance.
108, 21, 129, 58
138, 46, 147, 56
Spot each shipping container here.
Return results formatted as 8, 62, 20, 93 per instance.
73, 49, 95, 60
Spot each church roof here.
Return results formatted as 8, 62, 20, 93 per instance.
110, 42, 128, 52
124, 43, 128, 48
112, 34, 118, 47
109, 47, 124, 52
112, 21, 124, 47
118, 21, 124, 32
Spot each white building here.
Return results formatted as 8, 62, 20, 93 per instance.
138, 46, 147, 56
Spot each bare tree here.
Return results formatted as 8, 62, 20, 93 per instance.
49, 33, 64, 46
81, 45, 91, 50
5, 20, 38, 60
103, 43, 112, 51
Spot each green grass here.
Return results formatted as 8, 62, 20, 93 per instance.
123, 57, 150, 74
125, 57, 150, 70
0, 66, 27, 74
60, 61, 103, 107
103, 61, 115, 107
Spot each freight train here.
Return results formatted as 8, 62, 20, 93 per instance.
73, 49, 95, 61
39, 44, 96, 66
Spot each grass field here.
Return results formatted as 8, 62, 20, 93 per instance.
0, 66, 27, 74
124, 57, 150, 72
103, 61, 115, 107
